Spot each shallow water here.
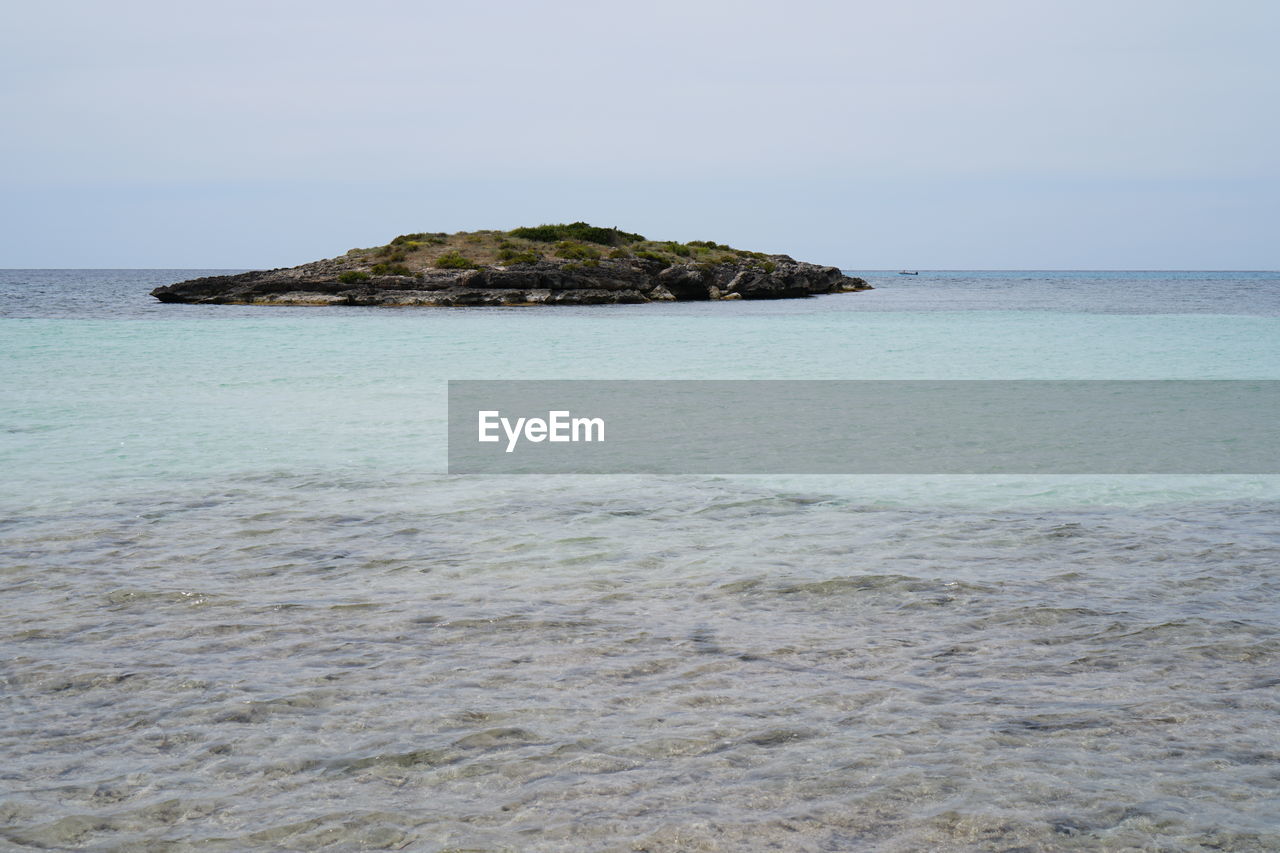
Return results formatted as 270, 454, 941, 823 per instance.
2, 270, 1278, 850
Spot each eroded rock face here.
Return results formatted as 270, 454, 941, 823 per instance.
151, 257, 871, 306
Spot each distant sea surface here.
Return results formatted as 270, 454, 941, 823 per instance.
2, 269, 1278, 851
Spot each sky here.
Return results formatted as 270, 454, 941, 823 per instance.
1, 0, 1277, 269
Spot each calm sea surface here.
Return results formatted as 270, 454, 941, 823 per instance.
2, 270, 1278, 850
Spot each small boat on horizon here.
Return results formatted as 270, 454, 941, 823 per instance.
898, 270, 919, 275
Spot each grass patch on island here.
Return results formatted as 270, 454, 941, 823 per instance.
333, 223, 779, 277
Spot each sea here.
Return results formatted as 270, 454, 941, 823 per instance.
2, 269, 1278, 851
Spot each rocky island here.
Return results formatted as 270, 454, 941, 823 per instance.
151, 223, 871, 306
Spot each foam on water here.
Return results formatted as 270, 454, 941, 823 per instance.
1, 270, 1278, 850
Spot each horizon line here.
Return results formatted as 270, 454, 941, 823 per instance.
2, 267, 1278, 274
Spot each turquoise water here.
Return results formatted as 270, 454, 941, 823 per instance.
6, 277, 1280, 499
2, 270, 1279, 850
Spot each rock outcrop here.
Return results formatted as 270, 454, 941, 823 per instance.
151, 227, 871, 306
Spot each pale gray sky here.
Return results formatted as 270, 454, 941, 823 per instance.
2, 0, 1276, 268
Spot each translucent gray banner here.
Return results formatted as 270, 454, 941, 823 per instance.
447, 381, 1280, 474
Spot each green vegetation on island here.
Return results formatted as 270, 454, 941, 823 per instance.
341, 222, 783, 275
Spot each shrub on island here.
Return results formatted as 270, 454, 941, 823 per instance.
497, 247, 542, 265
509, 222, 645, 246
555, 241, 602, 261
435, 251, 479, 269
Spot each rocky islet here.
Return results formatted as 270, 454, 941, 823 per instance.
151, 223, 871, 306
